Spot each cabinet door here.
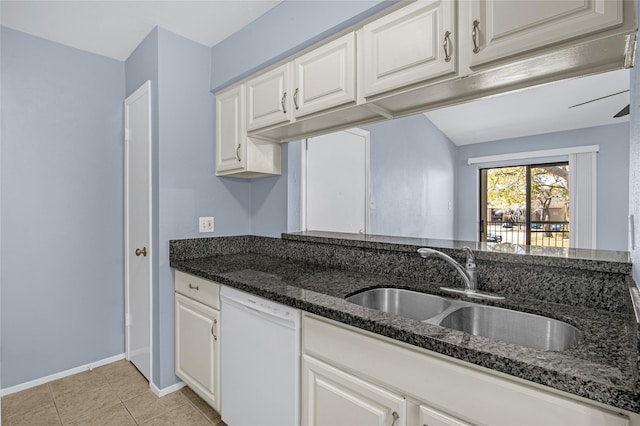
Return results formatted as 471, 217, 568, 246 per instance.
362, 0, 456, 98
246, 63, 291, 131
175, 293, 220, 411
293, 33, 356, 118
464, 0, 623, 68
215, 85, 245, 174
419, 405, 472, 426
302, 355, 406, 426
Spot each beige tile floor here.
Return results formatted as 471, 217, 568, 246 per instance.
1, 359, 227, 426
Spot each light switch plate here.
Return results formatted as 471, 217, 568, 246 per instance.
199, 217, 214, 233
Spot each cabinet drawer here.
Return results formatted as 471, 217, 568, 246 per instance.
175, 271, 220, 309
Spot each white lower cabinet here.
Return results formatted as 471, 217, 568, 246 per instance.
302, 314, 631, 426
302, 355, 406, 426
174, 272, 221, 412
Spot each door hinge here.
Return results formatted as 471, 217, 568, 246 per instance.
125, 313, 131, 327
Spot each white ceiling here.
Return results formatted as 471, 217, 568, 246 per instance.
425, 68, 630, 146
1, 1, 631, 145
0, 0, 283, 61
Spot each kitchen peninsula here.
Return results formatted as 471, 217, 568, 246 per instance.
170, 232, 640, 425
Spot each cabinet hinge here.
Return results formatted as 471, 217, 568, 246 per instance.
305, 139, 309, 150
124, 128, 130, 143
125, 313, 131, 327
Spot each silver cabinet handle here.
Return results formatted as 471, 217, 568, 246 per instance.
472, 20, 481, 54
235, 143, 241, 162
443, 31, 452, 62
281, 91, 287, 114
391, 411, 399, 426
293, 88, 299, 110
211, 318, 218, 341
188, 283, 199, 291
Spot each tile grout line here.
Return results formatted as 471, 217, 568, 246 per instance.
183, 396, 218, 426
111, 375, 147, 426
119, 392, 142, 426
46, 382, 65, 426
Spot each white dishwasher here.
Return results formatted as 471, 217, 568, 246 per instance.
220, 286, 301, 426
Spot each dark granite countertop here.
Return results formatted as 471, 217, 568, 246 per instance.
283, 231, 633, 273
171, 252, 640, 414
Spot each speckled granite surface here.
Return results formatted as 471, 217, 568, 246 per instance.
283, 231, 632, 273
170, 234, 640, 413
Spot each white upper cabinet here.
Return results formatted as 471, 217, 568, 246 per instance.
215, 84, 245, 173
216, 84, 281, 178
293, 32, 356, 118
246, 63, 292, 131
216, 0, 633, 166
462, 0, 624, 68
361, 0, 457, 98
247, 32, 357, 132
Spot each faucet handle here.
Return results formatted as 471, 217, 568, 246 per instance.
462, 247, 476, 267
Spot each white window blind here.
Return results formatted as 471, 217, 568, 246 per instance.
569, 152, 597, 249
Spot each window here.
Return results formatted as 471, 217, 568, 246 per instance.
480, 162, 569, 247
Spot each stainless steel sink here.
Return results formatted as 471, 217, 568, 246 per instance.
438, 305, 581, 351
345, 288, 581, 351
345, 288, 451, 321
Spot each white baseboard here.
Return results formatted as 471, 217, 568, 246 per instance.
151, 380, 185, 398
0, 353, 126, 396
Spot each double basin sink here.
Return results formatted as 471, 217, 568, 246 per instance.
346, 288, 580, 351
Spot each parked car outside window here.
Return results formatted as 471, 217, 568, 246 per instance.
487, 233, 503, 242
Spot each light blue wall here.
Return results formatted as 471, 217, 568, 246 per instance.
1, 27, 125, 387
156, 28, 251, 388
126, 28, 254, 390
211, 0, 401, 240
630, 0, 640, 285
124, 28, 163, 388
287, 141, 303, 232
250, 145, 289, 237
1, 19, 4, 393
455, 123, 630, 251
362, 115, 456, 239
285, 115, 456, 239
210, 0, 395, 91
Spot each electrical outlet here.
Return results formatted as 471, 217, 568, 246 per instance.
199, 217, 214, 233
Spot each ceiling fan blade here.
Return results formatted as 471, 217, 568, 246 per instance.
568, 90, 630, 109
613, 104, 630, 118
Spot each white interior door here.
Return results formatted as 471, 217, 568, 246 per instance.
125, 81, 152, 381
304, 129, 369, 234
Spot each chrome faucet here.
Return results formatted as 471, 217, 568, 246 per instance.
417, 247, 504, 300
